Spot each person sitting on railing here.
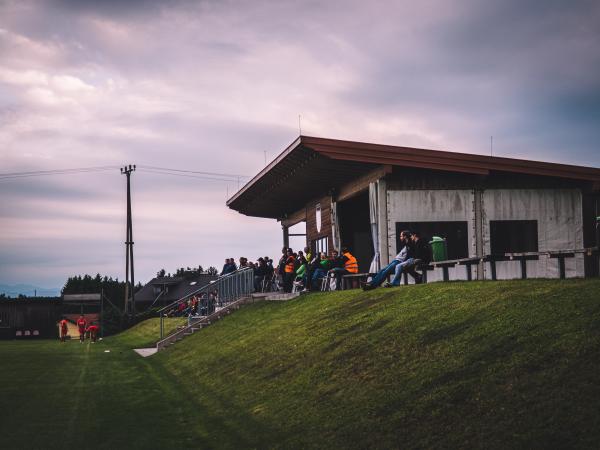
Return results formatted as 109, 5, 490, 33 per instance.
309, 252, 331, 291
402, 231, 431, 284
329, 247, 359, 290
363, 230, 413, 290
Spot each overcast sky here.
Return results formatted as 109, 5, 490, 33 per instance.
1, 0, 599, 290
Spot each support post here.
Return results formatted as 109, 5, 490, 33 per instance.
121, 165, 136, 317
489, 259, 497, 281
520, 258, 527, 279
282, 224, 289, 249
100, 288, 104, 339
473, 189, 485, 280
559, 257, 566, 279
377, 179, 389, 266
442, 266, 450, 282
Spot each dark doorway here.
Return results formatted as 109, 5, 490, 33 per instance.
338, 190, 374, 273
395, 221, 469, 259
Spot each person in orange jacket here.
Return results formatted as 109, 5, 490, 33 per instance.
330, 247, 359, 290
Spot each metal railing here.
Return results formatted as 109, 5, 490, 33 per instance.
157, 267, 255, 340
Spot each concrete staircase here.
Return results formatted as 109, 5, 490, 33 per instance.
155, 291, 299, 351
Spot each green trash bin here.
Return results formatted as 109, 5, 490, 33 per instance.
429, 236, 448, 262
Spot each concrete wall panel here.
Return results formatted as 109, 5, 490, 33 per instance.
482, 189, 584, 278
387, 189, 474, 282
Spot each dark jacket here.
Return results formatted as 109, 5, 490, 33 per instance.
412, 239, 432, 264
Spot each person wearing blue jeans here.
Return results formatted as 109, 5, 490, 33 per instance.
389, 258, 415, 286
363, 230, 413, 290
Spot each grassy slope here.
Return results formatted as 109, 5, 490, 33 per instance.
1, 279, 599, 449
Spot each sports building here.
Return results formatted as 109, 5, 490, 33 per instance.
227, 136, 600, 281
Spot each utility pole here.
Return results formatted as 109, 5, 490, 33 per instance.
121, 165, 136, 317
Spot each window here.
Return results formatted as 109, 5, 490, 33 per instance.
395, 221, 469, 260
313, 236, 329, 255
490, 220, 538, 255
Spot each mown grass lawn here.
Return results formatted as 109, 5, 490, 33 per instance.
1, 279, 599, 449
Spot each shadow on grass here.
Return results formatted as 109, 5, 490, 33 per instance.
419, 314, 483, 346
143, 357, 282, 448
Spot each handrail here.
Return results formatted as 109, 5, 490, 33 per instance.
158, 267, 255, 340
156, 268, 252, 314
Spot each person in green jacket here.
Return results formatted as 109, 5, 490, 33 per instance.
295, 255, 308, 289
308, 252, 330, 291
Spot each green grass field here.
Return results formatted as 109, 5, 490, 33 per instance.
1, 279, 600, 449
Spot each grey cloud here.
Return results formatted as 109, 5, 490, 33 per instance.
1, 0, 599, 288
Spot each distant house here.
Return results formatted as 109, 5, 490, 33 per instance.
227, 136, 600, 281
135, 272, 217, 308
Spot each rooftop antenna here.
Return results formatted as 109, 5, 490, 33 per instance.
298, 114, 302, 135
264, 150, 267, 166
490, 136, 493, 157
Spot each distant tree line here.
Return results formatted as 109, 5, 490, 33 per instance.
61, 274, 142, 312
0, 293, 58, 300
156, 265, 219, 278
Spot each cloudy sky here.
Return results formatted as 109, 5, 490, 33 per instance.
1, 0, 599, 291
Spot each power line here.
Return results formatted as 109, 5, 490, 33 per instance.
0, 166, 120, 181
0, 165, 250, 182
136, 168, 242, 182
137, 165, 249, 179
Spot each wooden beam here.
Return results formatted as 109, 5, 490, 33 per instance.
281, 207, 307, 227
336, 165, 393, 202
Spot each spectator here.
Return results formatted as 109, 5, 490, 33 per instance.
304, 246, 313, 263
220, 258, 230, 275
254, 257, 269, 291
294, 255, 308, 290
310, 252, 331, 290
363, 230, 413, 290
330, 247, 359, 290
283, 248, 296, 293
329, 250, 344, 269
404, 231, 431, 284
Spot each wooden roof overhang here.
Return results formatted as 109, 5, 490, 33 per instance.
226, 136, 600, 219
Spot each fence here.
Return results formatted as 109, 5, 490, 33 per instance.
157, 268, 255, 340
401, 246, 599, 284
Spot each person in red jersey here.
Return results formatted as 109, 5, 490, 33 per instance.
59, 318, 68, 343
87, 323, 99, 343
76, 315, 87, 343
